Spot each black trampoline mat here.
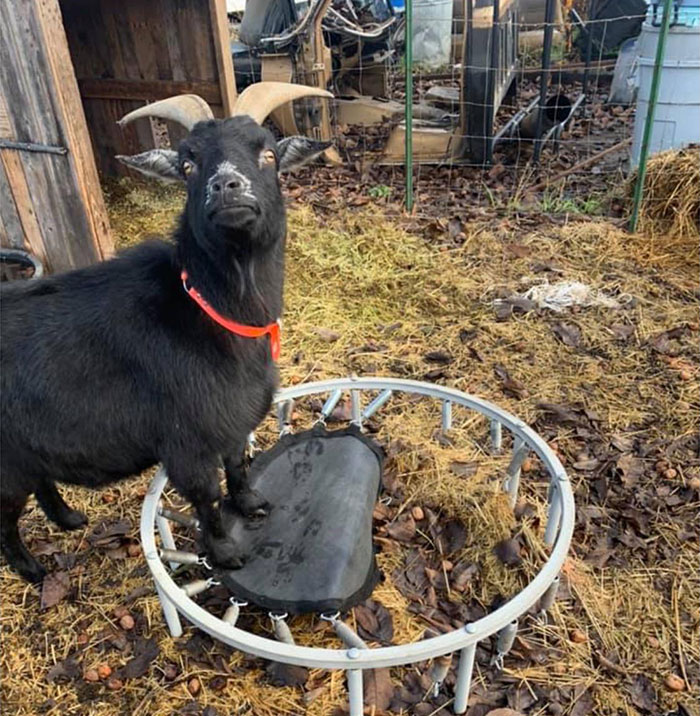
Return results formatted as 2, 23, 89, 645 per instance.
218, 425, 384, 614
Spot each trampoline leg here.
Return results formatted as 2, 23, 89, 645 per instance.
351, 390, 361, 426
490, 420, 502, 453
347, 669, 364, 716
156, 584, 183, 638
544, 482, 562, 547
453, 645, 476, 714
442, 400, 453, 432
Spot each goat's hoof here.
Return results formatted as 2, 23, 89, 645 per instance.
234, 489, 271, 518
19, 561, 48, 585
203, 535, 246, 571
57, 509, 88, 531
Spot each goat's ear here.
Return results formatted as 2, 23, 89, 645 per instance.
116, 149, 183, 182
276, 137, 332, 173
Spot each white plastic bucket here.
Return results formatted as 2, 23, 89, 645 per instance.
413, 0, 453, 68
630, 13, 700, 166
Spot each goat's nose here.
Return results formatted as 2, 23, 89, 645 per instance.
211, 178, 240, 193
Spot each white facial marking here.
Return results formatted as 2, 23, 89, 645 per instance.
206, 160, 257, 203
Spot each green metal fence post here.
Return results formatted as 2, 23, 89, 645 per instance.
629, 0, 674, 233
405, 0, 414, 212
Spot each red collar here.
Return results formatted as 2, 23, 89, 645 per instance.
181, 270, 280, 362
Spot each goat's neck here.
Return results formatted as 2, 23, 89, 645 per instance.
176, 224, 284, 326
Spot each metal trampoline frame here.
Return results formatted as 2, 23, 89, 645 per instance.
140, 377, 575, 715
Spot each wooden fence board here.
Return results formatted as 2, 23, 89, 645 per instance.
60, 0, 233, 173
0, 156, 27, 249
0, 0, 113, 271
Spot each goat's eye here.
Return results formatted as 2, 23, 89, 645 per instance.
182, 160, 194, 177
260, 149, 276, 168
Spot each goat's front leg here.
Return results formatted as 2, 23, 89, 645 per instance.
223, 450, 270, 517
165, 454, 244, 570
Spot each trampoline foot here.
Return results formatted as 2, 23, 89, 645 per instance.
156, 584, 183, 638
347, 669, 364, 716
453, 644, 476, 714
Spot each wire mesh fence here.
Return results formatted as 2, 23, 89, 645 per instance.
227, 0, 697, 223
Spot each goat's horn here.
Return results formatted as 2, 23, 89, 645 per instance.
117, 95, 214, 131
231, 82, 333, 124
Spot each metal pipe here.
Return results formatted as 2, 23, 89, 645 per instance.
493, 97, 539, 143
347, 669, 364, 716
453, 643, 476, 713
540, 93, 585, 145
404, 0, 414, 211
629, 0, 674, 231
533, 0, 557, 162
520, 93, 573, 139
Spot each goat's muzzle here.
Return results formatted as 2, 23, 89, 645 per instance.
205, 164, 261, 229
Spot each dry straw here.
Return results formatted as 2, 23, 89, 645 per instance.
1, 178, 697, 716
628, 146, 700, 271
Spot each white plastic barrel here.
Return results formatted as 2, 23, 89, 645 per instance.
630, 5, 700, 166
413, 0, 454, 68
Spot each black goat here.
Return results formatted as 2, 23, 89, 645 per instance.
0, 84, 331, 583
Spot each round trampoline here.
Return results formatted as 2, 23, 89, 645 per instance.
140, 377, 575, 715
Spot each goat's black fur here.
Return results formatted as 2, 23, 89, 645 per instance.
0, 117, 329, 583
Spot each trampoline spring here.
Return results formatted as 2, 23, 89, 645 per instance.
223, 598, 247, 626
270, 613, 295, 645
318, 389, 343, 423
158, 507, 199, 529
181, 578, 219, 597
429, 653, 452, 695
159, 548, 200, 566
492, 619, 518, 668
362, 390, 392, 420
278, 400, 293, 434
332, 619, 368, 650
